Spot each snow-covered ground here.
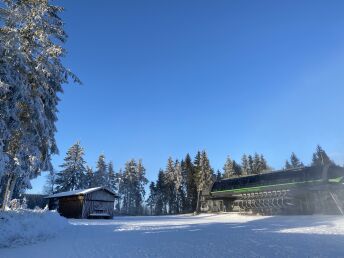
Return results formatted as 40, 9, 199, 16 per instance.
1, 213, 344, 257
0, 209, 68, 248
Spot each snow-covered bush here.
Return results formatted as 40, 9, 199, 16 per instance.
9, 199, 21, 210
0, 209, 69, 248
21, 198, 27, 209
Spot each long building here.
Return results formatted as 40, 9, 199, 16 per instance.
201, 165, 344, 215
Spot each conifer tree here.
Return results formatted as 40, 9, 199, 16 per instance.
147, 182, 157, 215
115, 169, 123, 212
312, 145, 333, 166
223, 156, 242, 178
194, 151, 201, 165
55, 142, 86, 192
43, 170, 57, 195
290, 153, 303, 168
164, 157, 177, 214
285, 160, 292, 170
252, 153, 262, 174
247, 155, 254, 175
119, 159, 148, 215
250, 153, 269, 174
233, 161, 242, 176
84, 166, 94, 188
155, 169, 167, 215
195, 150, 213, 213
174, 159, 186, 213
183, 154, 197, 212
260, 154, 269, 172
136, 160, 148, 214
94, 154, 107, 187
0, 0, 79, 209
241, 154, 249, 175
216, 170, 222, 180
120, 160, 135, 215
107, 161, 117, 192
223, 156, 235, 178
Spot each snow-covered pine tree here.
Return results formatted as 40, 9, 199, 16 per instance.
11, 175, 30, 200
43, 170, 57, 195
233, 161, 242, 176
247, 155, 254, 175
84, 166, 95, 188
164, 157, 177, 214
107, 161, 117, 192
251, 153, 269, 174
119, 159, 148, 215
115, 169, 123, 212
55, 142, 87, 192
147, 182, 157, 215
241, 154, 249, 175
195, 150, 213, 213
0, 0, 79, 208
135, 159, 148, 215
119, 160, 135, 215
183, 153, 197, 212
223, 156, 236, 178
252, 153, 262, 174
179, 159, 189, 213
94, 154, 108, 187
174, 159, 185, 214
155, 169, 167, 215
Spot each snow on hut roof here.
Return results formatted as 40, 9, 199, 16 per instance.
45, 187, 117, 198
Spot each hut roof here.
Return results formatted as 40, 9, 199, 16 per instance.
45, 187, 117, 199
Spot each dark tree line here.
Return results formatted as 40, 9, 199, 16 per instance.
284, 145, 334, 169
147, 151, 213, 215
147, 145, 336, 215
146, 151, 271, 215
1, 143, 335, 214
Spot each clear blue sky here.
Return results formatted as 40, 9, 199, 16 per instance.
29, 0, 344, 193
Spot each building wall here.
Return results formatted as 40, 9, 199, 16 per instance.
82, 189, 116, 218
82, 200, 115, 218
87, 190, 116, 201
50, 189, 117, 219
58, 196, 84, 218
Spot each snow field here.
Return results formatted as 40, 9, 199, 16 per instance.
1, 213, 344, 257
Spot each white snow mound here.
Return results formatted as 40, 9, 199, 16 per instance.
0, 209, 69, 248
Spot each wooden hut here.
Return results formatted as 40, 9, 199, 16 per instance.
46, 187, 118, 219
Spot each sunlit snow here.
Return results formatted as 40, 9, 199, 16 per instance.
2, 213, 344, 257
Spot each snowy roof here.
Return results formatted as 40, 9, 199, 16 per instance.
45, 187, 117, 199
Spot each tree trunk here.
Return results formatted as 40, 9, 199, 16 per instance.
1, 174, 17, 210
196, 190, 201, 213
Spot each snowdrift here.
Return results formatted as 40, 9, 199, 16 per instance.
0, 209, 69, 248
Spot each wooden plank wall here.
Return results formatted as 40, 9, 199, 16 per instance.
82, 190, 115, 218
